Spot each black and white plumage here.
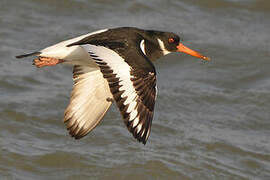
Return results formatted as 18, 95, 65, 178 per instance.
16, 27, 210, 144
84, 45, 156, 143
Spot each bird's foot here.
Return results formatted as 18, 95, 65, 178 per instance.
33, 57, 65, 68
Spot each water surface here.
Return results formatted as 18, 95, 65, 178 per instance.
0, 0, 270, 179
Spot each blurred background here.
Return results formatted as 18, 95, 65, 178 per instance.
0, 0, 270, 179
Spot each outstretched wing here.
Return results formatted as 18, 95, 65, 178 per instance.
64, 65, 113, 139
79, 44, 157, 144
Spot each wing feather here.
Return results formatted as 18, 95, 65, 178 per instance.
64, 65, 113, 139
80, 44, 156, 144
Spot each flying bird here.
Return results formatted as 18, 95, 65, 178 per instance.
16, 27, 210, 144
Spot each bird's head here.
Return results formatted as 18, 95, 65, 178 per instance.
142, 30, 210, 61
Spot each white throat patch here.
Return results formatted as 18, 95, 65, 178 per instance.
157, 38, 170, 55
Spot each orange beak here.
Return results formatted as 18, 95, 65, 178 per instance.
177, 43, 210, 61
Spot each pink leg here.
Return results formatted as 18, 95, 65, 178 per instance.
33, 57, 65, 68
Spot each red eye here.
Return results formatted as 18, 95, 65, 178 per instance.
168, 38, 174, 43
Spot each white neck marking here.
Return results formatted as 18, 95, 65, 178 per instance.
140, 39, 146, 55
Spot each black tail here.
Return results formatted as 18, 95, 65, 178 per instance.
15, 51, 41, 59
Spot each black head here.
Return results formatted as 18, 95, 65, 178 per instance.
141, 29, 210, 61
155, 31, 180, 52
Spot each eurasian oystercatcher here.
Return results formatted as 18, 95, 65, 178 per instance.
16, 27, 210, 144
